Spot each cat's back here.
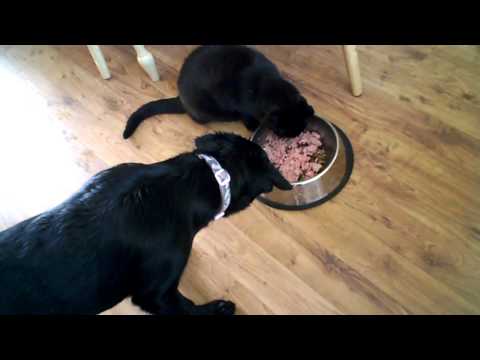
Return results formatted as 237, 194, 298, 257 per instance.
179, 45, 276, 84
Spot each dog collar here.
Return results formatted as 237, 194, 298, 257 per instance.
197, 154, 231, 220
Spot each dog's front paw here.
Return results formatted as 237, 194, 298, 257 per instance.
194, 299, 236, 315
212, 300, 236, 315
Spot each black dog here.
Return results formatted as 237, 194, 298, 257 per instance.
123, 45, 314, 139
0, 133, 292, 315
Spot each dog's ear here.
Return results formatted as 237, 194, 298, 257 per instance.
195, 133, 236, 155
267, 162, 293, 190
195, 133, 219, 153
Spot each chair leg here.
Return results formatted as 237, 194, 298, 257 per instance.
133, 45, 160, 81
343, 45, 362, 96
87, 45, 111, 80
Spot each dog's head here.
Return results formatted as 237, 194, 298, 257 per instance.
195, 132, 292, 216
267, 96, 314, 138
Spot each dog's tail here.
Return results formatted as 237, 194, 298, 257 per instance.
123, 96, 186, 139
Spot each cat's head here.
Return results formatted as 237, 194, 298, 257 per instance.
267, 96, 314, 138
195, 132, 292, 215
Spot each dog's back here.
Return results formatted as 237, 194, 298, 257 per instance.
0, 163, 157, 314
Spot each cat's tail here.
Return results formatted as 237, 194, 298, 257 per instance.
123, 96, 186, 139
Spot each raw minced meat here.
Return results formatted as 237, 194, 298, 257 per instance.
262, 130, 327, 183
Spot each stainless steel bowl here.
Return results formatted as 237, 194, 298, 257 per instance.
251, 116, 354, 210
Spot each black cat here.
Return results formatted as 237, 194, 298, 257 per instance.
0, 133, 291, 315
123, 45, 314, 139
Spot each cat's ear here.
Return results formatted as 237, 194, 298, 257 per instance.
295, 93, 305, 104
305, 104, 314, 117
296, 97, 314, 118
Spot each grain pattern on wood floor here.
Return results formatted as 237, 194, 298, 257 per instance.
0, 45, 479, 314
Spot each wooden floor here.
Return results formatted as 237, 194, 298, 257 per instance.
0, 45, 479, 314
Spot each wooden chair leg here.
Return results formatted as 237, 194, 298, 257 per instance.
87, 45, 111, 80
343, 45, 362, 96
133, 45, 160, 81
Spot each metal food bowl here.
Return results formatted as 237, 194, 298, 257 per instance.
251, 115, 354, 210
